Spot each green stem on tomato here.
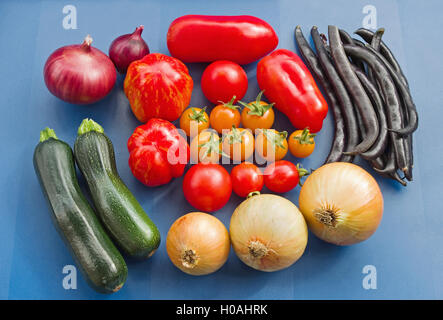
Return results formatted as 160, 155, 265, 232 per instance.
218, 96, 240, 110
189, 107, 208, 123
296, 163, 310, 186
238, 90, 274, 116
262, 129, 287, 149
293, 128, 316, 145
225, 125, 246, 144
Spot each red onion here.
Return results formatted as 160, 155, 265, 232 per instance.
109, 25, 150, 74
44, 35, 116, 105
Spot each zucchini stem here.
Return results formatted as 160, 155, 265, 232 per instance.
39, 127, 58, 142
78, 118, 104, 135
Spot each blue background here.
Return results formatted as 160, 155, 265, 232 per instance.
1, 0, 442, 300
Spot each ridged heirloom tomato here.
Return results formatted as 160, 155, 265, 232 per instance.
124, 53, 193, 123
127, 119, 190, 187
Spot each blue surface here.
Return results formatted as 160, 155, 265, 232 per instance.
0, 0, 442, 300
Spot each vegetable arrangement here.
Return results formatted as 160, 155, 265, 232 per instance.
38, 14, 417, 290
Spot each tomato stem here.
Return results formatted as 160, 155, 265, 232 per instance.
296, 163, 310, 186
238, 90, 274, 116
224, 125, 246, 144
293, 128, 316, 145
218, 96, 240, 110
189, 107, 208, 123
247, 191, 261, 198
198, 132, 228, 159
263, 129, 287, 149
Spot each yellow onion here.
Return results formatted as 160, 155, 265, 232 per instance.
230, 194, 308, 272
166, 212, 230, 275
299, 162, 383, 246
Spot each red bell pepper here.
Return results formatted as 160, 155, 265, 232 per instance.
167, 15, 278, 65
127, 119, 189, 187
257, 49, 328, 133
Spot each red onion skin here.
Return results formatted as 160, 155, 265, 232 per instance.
109, 26, 150, 74
44, 36, 116, 105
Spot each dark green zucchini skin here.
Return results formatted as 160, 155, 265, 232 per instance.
33, 137, 128, 294
74, 130, 160, 259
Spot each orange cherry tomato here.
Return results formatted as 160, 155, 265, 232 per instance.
288, 128, 316, 158
239, 91, 275, 134
222, 126, 255, 162
180, 107, 209, 137
209, 96, 241, 134
190, 130, 222, 164
255, 129, 288, 162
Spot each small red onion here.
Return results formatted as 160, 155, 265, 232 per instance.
44, 35, 116, 105
109, 25, 150, 74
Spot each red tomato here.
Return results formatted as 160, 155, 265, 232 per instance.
128, 119, 190, 187
183, 163, 232, 212
231, 163, 264, 197
257, 49, 328, 133
263, 160, 308, 193
167, 15, 278, 65
124, 53, 193, 123
201, 61, 248, 104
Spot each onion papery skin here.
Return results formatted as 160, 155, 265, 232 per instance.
44, 36, 116, 105
166, 212, 230, 276
230, 194, 308, 272
109, 26, 150, 74
299, 162, 383, 246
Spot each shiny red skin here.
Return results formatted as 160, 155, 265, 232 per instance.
231, 163, 264, 198
44, 41, 116, 105
183, 163, 232, 212
201, 60, 248, 104
167, 15, 278, 65
257, 49, 328, 133
109, 25, 150, 74
124, 53, 193, 123
128, 119, 190, 187
264, 160, 300, 193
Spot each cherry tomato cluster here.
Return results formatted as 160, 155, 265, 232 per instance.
180, 60, 318, 212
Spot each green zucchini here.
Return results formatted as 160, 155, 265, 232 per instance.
74, 119, 160, 259
33, 128, 128, 294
